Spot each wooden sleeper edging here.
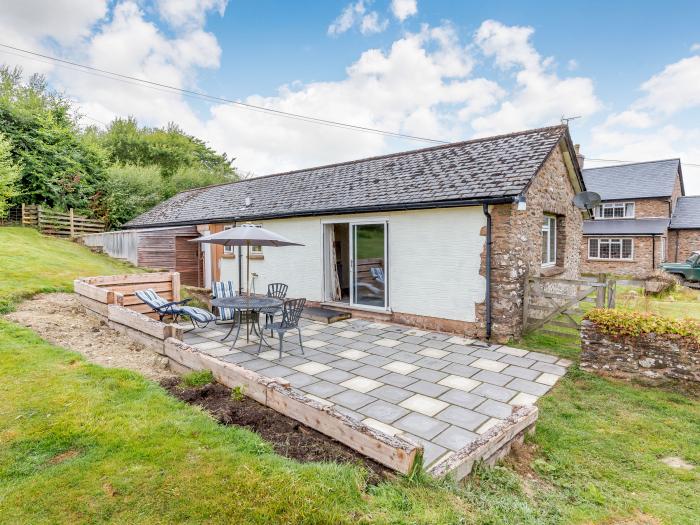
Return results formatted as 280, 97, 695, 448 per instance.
162, 338, 422, 475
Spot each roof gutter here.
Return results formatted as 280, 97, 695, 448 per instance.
122, 196, 517, 230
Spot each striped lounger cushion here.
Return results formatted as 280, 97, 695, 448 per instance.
212, 281, 237, 321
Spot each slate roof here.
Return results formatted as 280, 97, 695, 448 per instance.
583, 218, 669, 235
670, 196, 700, 229
125, 125, 572, 228
582, 159, 681, 201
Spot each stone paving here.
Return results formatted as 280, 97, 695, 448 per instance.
183, 317, 571, 468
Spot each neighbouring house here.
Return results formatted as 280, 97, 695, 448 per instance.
580, 158, 685, 278
668, 196, 700, 262
121, 125, 586, 341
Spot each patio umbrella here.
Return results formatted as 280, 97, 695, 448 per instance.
191, 223, 303, 296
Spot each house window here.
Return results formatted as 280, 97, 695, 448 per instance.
250, 224, 263, 256
593, 202, 635, 219
223, 224, 235, 254
588, 238, 634, 260
660, 236, 666, 263
541, 215, 557, 267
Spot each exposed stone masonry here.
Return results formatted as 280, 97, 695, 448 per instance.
581, 320, 700, 383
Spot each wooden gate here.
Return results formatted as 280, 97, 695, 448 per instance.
175, 235, 202, 287
523, 275, 615, 337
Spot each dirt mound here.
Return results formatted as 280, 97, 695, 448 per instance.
161, 377, 393, 483
5, 293, 174, 380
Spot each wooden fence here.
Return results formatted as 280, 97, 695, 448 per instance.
523, 274, 616, 337
21, 204, 105, 237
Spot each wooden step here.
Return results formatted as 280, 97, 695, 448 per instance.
302, 306, 352, 324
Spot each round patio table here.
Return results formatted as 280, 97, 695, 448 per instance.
211, 296, 283, 349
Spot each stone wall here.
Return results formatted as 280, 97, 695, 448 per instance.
669, 229, 700, 262
581, 235, 664, 278
580, 320, 700, 383
486, 143, 583, 340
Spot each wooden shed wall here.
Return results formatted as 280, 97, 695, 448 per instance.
136, 226, 202, 286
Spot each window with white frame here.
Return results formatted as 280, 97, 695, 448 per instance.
250, 224, 263, 255
593, 202, 635, 219
223, 224, 264, 255
541, 215, 557, 266
223, 224, 235, 254
588, 238, 634, 260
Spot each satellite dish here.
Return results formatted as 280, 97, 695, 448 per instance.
573, 191, 601, 210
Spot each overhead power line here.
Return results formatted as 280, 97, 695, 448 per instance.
3, 42, 700, 168
0, 42, 448, 145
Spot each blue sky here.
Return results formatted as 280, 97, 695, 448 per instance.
2, 0, 700, 190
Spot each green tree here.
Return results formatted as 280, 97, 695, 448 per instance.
101, 118, 234, 179
0, 132, 20, 217
0, 66, 107, 214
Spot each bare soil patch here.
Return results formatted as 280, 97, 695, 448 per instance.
5, 293, 174, 380
161, 377, 393, 484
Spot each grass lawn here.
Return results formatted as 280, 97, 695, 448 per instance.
0, 227, 137, 313
1, 227, 699, 523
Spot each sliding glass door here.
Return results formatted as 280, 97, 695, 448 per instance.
351, 223, 386, 308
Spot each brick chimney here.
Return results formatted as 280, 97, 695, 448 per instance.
574, 144, 584, 169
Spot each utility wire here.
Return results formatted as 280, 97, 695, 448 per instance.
3, 42, 700, 167
0, 42, 448, 145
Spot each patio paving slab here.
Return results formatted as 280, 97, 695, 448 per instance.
183, 318, 570, 470
434, 425, 479, 451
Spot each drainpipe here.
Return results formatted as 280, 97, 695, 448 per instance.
482, 203, 492, 340
652, 236, 656, 270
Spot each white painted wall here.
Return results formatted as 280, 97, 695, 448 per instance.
218, 207, 486, 322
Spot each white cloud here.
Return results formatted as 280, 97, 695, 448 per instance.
471, 20, 601, 135
391, 0, 418, 22
635, 55, 700, 115
156, 0, 227, 29
360, 11, 389, 35
567, 59, 578, 71
328, 1, 388, 36
589, 52, 700, 194
691, 43, 700, 52
2, 6, 604, 183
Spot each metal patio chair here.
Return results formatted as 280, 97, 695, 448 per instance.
258, 282, 288, 335
258, 297, 306, 359
135, 289, 215, 332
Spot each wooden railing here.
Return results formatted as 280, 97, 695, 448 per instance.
21, 204, 105, 237
523, 274, 616, 334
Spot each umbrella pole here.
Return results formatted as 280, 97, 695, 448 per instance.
246, 243, 250, 297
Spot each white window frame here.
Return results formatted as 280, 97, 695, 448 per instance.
660, 236, 666, 263
249, 224, 263, 255
541, 215, 557, 267
588, 238, 634, 260
223, 224, 235, 254
593, 202, 635, 219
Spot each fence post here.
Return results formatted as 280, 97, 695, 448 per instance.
37, 205, 43, 232
21, 203, 25, 226
69, 208, 75, 238
607, 279, 616, 309
171, 272, 181, 302
596, 273, 606, 308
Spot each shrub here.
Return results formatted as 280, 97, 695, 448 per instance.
181, 370, 214, 387
584, 308, 700, 341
